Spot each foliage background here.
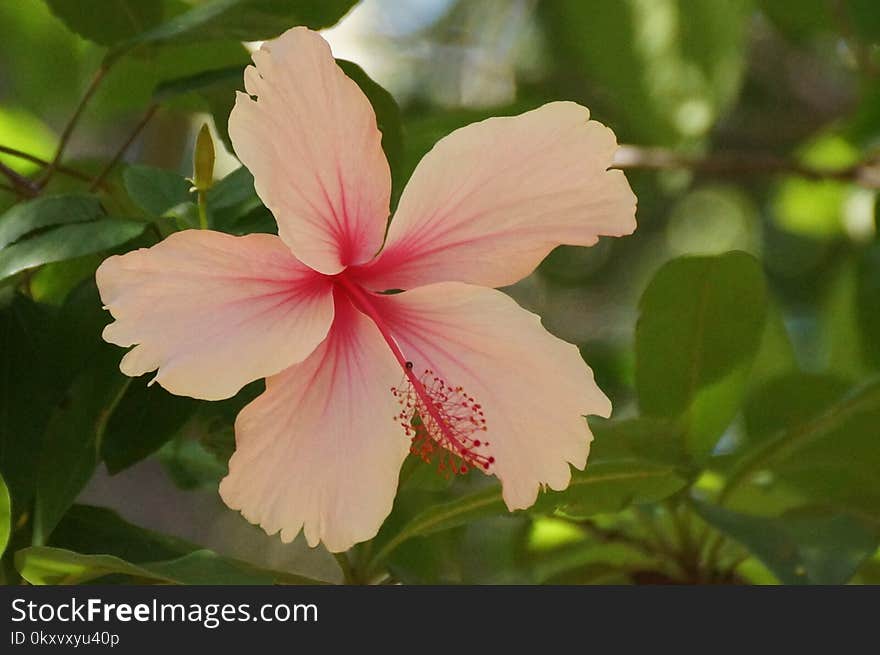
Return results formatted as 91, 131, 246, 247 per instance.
1, 0, 879, 585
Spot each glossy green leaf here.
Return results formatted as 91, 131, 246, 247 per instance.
532, 541, 661, 585
759, 0, 880, 43
369, 458, 687, 573
32, 349, 128, 544
0, 296, 59, 510
857, 243, 880, 368
695, 502, 878, 584
0, 193, 102, 249
636, 251, 768, 459
337, 59, 405, 197
0, 218, 146, 281
588, 416, 691, 470
206, 167, 261, 233
125, 0, 357, 48
101, 382, 199, 474
743, 372, 851, 443
16, 546, 325, 585
44, 0, 163, 46
540, 0, 750, 144
153, 65, 244, 101
0, 473, 10, 557
123, 165, 190, 216
722, 378, 880, 518
49, 504, 197, 563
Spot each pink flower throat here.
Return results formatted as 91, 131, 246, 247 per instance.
334, 274, 494, 476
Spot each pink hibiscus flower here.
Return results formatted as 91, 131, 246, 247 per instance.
96, 27, 637, 552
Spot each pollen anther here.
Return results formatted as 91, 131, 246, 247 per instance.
391, 367, 493, 477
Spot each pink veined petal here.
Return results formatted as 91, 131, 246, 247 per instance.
229, 27, 391, 275
352, 101, 636, 291
219, 291, 410, 553
97, 230, 334, 401
373, 282, 611, 510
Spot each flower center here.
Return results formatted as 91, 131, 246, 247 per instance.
335, 274, 494, 476
392, 366, 492, 476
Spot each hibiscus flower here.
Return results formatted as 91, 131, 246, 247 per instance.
96, 27, 636, 552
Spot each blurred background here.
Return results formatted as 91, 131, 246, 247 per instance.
1, 0, 879, 585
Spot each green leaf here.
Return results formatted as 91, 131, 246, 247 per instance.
743, 372, 851, 443
337, 59, 405, 197
33, 349, 129, 544
722, 377, 880, 518
0, 193, 103, 249
539, 0, 750, 144
694, 502, 878, 584
857, 243, 880, 368
0, 218, 146, 281
123, 165, 190, 216
207, 167, 260, 232
588, 416, 691, 470
44, 0, 164, 46
16, 546, 325, 585
101, 382, 199, 474
0, 296, 58, 511
368, 458, 686, 573
636, 251, 768, 459
153, 65, 245, 101
759, 0, 880, 43
0, 473, 10, 558
49, 504, 196, 563
125, 0, 357, 48
532, 541, 661, 585
158, 436, 226, 490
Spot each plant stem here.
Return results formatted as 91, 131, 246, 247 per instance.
0, 144, 108, 188
197, 191, 209, 229
332, 552, 357, 585
41, 64, 109, 189
613, 145, 880, 188
90, 104, 159, 192
0, 160, 38, 198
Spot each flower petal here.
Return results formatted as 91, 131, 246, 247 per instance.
219, 291, 410, 552
374, 282, 611, 510
97, 230, 334, 401
353, 101, 636, 290
229, 27, 391, 275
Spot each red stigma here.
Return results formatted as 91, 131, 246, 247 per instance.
391, 367, 493, 478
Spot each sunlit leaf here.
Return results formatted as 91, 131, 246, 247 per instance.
0, 473, 10, 557
0, 218, 146, 281
0, 193, 102, 249
16, 546, 324, 585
